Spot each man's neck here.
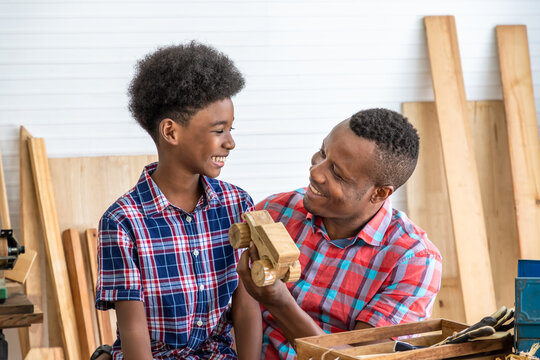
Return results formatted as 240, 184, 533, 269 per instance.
322, 205, 383, 240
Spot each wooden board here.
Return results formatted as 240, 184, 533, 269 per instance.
86, 228, 115, 345
27, 137, 82, 360
48, 155, 156, 234
404, 101, 520, 321
63, 228, 97, 358
0, 281, 34, 315
25, 347, 64, 360
0, 146, 10, 229
18, 127, 48, 356
496, 25, 540, 259
5, 249, 37, 283
424, 15, 496, 324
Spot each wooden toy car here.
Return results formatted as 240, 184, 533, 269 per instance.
229, 210, 301, 287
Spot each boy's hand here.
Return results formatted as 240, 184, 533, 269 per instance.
237, 242, 291, 307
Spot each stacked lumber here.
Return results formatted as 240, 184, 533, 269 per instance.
405, 16, 539, 324
18, 127, 156, 359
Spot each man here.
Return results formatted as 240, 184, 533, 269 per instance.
237, 108, 442, 360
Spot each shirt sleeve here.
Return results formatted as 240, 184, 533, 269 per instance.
356, 250, 442, 327
95, 213, 143, 310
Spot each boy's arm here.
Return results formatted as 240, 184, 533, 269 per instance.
232, 276, 262, 359
236, 246, 325, 348
115, 300, 153, 360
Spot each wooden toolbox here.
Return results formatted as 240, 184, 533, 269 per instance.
295, 319, 513, 360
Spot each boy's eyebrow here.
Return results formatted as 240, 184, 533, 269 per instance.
210, 120, 229, 126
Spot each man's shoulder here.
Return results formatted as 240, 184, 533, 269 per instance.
388, 208, 441, 260
255, 188, 308, 221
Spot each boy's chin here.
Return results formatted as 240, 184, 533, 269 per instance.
202, 169, 222, 178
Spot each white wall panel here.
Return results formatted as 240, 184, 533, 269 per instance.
2, 1, 540, 358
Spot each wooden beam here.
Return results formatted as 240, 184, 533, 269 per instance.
27, 137, 82, 360
18, 127, 46, 357
85, 228, 115, 345
0, 146, 10, 229
25, 347, 64, 360
424, 15, 496, 323
63, 228, 97, 358
496, 25, 540, 259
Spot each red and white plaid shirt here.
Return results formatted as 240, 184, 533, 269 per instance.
96, 163, 254, 359
256, 188, 442, 360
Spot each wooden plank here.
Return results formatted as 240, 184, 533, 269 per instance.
0, 311, 43, 329
85, 228, 115, 345
468, 101, 520, 308
63, 228, 97, 358
27, 137, 82, 360
25, 347, 64, 360
403, 101, 465, 322
424, 15, 496, 324
404, 101, 520, 319
49, 155, 156, 234
18, 126, 48, 357
5, 249, 37, 283
0, 281, 34, 315
496, 25, 540, 259
0, 146, 10, 229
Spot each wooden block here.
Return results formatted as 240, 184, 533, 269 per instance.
0, 281, 34, 315
0, 311, 43, 329
404, 101, 520, 321
5, 249, 37, 283
25, 347, 64, 360
256, 223, 300, 266
496, 25, 540, 259
27, 137, 82, 360
85, 228, 115, 346
18, 126, 48, 357
424, 15, 496, 324
63, 228, 97, 358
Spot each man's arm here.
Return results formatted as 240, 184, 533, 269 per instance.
232, 275, 263, 359
236, 245, 325, 347
115, 300, 153, 360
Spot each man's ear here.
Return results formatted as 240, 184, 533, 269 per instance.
159, 118, 180, 145
370, 185, 394, 204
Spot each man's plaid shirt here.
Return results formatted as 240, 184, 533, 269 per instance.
256, 188, 442, 360
96, 163, 253, 359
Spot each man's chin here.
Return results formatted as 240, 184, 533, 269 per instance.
303, 195, 320, 216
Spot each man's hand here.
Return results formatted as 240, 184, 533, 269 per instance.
236, 242, 325, 346
236, 242, 292, 307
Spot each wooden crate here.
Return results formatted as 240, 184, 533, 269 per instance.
295, 319, 512, 360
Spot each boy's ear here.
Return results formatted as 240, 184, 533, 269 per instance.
159, 118, 180, 145
370, 185, 394, 204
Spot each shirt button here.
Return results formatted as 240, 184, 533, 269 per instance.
186, 216, 192, 223
197, 320, 203, 326
193, 250, 199, 256
199, 284, 205, 291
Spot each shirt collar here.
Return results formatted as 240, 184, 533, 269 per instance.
305, 197, 393, 248
136, 162, 221, 217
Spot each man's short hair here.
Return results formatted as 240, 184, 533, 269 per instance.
128, 41, 245, 142
349, 108, 419, 189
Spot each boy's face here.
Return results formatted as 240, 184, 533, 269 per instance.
175, 98, 235, 178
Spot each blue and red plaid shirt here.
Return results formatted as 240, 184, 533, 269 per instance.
96, 163, 254, 359
256, 188, 442, 360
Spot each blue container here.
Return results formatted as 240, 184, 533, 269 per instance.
515, 260, 540, 352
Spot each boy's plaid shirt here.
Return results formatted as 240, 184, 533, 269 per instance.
96, 163, 253, 359
256, 188, 442, 360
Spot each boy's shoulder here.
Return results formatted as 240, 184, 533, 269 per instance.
101, 185, 143, 221
202, 176, 252, 203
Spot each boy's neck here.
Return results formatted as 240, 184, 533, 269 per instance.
151, 162, 203, 213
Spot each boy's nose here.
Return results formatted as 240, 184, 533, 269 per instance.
224, 133, 235, 150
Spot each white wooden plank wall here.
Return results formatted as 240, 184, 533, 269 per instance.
1, 1, 540, 358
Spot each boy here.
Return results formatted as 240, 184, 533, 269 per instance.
94, 42, 261, 359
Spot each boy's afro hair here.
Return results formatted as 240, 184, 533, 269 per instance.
128, 41, 245, 141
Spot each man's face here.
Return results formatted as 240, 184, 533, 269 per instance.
303, 120, 377, 223
175, 98, 235, 178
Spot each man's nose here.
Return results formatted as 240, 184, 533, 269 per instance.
309, 160, 326, 183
